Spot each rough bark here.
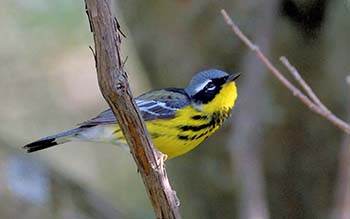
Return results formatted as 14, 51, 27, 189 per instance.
84, 1, 181, 218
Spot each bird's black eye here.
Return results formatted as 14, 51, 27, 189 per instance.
192, 81, 220, 104
205, 82, 216, 92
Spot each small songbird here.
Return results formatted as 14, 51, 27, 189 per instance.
24, 69, 240, 159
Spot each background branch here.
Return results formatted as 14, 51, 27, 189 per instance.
331, 134, 350, 219
330, 75, 349, 219
226, 1, 279, 218
84, 0, 181, 218
221, 9, 350, 135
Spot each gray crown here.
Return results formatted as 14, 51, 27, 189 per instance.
185, 69, 229, 96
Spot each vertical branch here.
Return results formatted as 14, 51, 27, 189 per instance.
84, 1, 181, 218
226, 1, 280, 219
331, 135, 350, 219
330, 77, 350, 219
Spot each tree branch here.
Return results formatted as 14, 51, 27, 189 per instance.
84, 1, 181, 218
226, 1, 279, 219
280, 56, 330, 113
221, 9, 350, 134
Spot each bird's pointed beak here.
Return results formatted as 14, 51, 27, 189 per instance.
226, 73, 241, 83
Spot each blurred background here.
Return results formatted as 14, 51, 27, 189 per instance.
0, 0, 349, 218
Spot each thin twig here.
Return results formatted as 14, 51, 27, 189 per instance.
221, 11, 257, 50
88, 45, 97, 63
221, 9, 350, 134
280, 56, 330, 113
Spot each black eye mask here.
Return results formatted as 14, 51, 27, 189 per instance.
192, 76, 228, 104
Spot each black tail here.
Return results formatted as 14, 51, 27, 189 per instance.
24, 138, 59, 153
23, 128, 81, 153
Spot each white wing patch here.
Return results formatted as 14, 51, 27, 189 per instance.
136, 99, 179, 117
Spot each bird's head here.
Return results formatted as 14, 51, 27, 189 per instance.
185, 69, 240, 112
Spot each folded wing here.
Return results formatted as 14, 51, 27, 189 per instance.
79, 88, 191, 127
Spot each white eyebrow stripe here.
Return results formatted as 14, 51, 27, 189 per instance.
207, 86, 216, 91
193, 79, 211, 93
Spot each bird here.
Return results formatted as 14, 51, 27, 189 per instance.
23, 69, 240, 159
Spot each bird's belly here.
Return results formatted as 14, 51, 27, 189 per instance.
147, 122, 217, 159
106, 117, 220, 159
83, 109, 227, 159
153, 131, 215, 159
